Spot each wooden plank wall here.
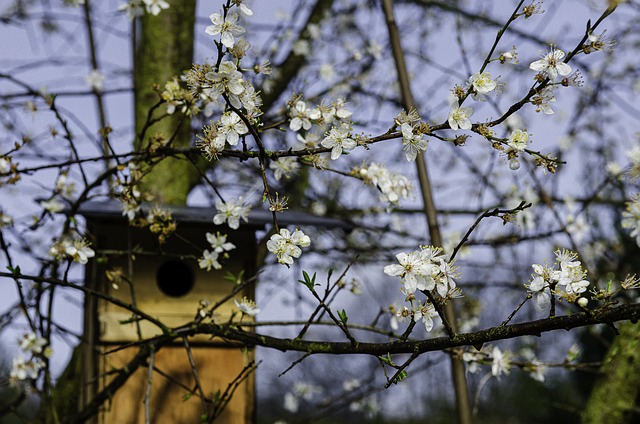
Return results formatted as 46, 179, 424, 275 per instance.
98, 346, 254, 423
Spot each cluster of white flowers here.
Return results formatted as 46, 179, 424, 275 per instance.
234, 296, 260, 316
349, 396, 381, 419
10, 333, 52, 384
49, 237, 95, 265
161, 77, 191, 115
355, 162, 414, 207
40, 197, 65, 214
527, 249, 590, 310
627, 146, 640, 179
112, 161, 145, 221
462, 345, 548, 382
622, 194, 640, 247
55, 173, 76, 199
394, 110, 428, 161
199, 232, 235, 271
461, 346, 511, 378
526, 46, 577, 114
213, 197, 251, 230
384, 246, 460, 298
448, 101, 473, 130
118, 0, 169, 20
266, 228, 311, 265
205, 61, 262, 118
287, 98, 353, 133
283, 382, 323, 413
389, 301, 439, 332
505, 129, 532, 170
195, 63, 262, 158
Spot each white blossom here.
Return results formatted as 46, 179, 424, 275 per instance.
507, 129, 530, 151
491, 347, 511, 378
448, 101, 473, 130
236, 1, 253, 16
216, 111, 248, 146
293, 382, 322, 400
528, 264, 551, 311
499, 46, 519, 64
529, 47, 572, 80
64, 239, 96, 264
199, 249, 221, 271
555, 265, 590, 294
321, 123, 356, 160
270, 157, 300, 181
206, 61, 245, 98
384, 251, 434, 294
84, 70, 105, 92
468, 71, 497, 96
234, 296, 260, 316
384, 246, 458, 298
319, 63, 335, 82
622, 195, 640, 246
10, 355, 42, 381
401, 123, 428, 162
0, 157, 11, 173
206, 232, 235, 252
462, 350, 483, 374
266, 228, 310, 265
343, 379, 361, 391
357, 162, 414, 206
41, 198, 65, 214
118, 0, 144, 20
213, 197, 251, 230
143, 0, 169, 15
292, 39, 310, 57
529, 360, 547, 382
289, 100, 315, 132
413, 302, 438, 332
531, 85, 557, 114
206, 11, 245, 49
19, 333, 48, 354
283, 392, 299, 413
627, 146, 640, 179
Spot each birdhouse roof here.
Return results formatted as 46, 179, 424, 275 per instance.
73, 201, 352, 230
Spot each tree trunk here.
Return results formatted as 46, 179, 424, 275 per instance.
583, 322, 640, 423
134, 1, 198, 205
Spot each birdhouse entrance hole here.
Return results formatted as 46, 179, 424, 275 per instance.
156, 259, 195, 297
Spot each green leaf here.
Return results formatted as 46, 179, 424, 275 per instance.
378, 353, 395, 366
119, 315, 141, 325
392, 370, 408, 384
338, 309, 348, 325
6, 265, 21, 275
223, 270, 245, 285
298, 270, 317, 291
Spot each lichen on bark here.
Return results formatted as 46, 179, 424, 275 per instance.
133, 1, 198, 205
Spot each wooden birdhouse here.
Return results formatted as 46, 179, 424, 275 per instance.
76, 201, 350, 423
